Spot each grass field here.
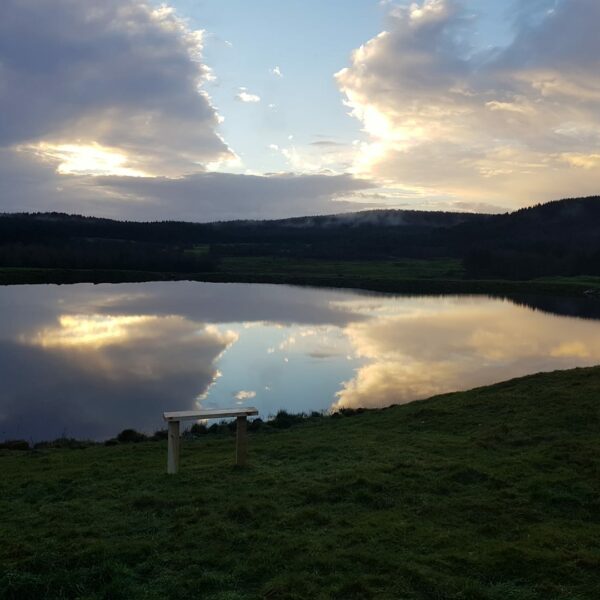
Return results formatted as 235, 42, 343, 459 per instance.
219, 256, 466, 280
537, 275, 600, 289
2, 258, 600, 297
207, 257, 600, 297
1, 367, 599, 599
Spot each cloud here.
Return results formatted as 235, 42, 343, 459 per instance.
0, 0, 381, 220
233, 390, 256, 402
310, 141, 347, 148
270, 66, 283, 78
91, 171, 375, 221
274, 141, 357, 174
235, 87, 261, 103
336, 0, 600, 208
0, 148, 120, 214
0, 0, 232, 176
0, 138, 374, 221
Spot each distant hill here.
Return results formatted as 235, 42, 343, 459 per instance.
450, 196, 600, 278
0, 206, 488, 240
0, 196, 599, 279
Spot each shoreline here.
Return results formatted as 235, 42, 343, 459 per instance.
2, 365, 599, 449
0, 408, 362, 450
1, 266, 600, 298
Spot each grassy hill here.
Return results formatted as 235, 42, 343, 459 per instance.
1, 367, 599, 599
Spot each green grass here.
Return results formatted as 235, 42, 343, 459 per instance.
2, 259, 600, 297
186, 244, 211, 256
1, 367, 599, 599
536, 275, 600, 289
219, 256, 466, 280
207, 257, 600, 296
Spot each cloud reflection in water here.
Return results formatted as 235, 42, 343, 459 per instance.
1, 284, 600, 441
333, 297, 600, 410
2, 306, 238, 440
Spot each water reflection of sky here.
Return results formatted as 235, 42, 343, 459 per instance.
1, 282, 599, 441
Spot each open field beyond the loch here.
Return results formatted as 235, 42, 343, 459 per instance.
2, 258, 600, 298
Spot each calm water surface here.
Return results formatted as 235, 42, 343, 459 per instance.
1, 281, 599, 441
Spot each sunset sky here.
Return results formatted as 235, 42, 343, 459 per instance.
2, 0, 599, 221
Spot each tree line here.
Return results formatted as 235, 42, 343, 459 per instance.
1, 195, 599, 280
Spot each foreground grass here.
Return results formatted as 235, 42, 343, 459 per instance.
1, 367, 599, 599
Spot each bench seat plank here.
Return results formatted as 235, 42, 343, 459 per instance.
163, 407, 258, 422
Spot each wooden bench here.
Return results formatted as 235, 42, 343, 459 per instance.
162, 407, 259, 474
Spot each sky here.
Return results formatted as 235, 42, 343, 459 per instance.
1, 0, 599, 221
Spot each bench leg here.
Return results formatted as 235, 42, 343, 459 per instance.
167, 420, 180, 474
236, 416, 247, 467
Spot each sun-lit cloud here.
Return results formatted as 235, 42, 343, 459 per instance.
23, 143, 151, 177
270, 66, 283, 78
273, 140, 358, 174
337, 0, 600, 209
235, 88, 261, 103
234, 390, 257, 402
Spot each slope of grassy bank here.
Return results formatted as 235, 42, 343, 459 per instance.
1, 367, 599, 599
2, 258, 600, 297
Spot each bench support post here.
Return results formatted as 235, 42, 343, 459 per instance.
163, 407, 257, 474
167, 420, 180, 474
236, 416, 247, 467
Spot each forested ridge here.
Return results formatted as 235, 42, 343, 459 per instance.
1, 195, 599, 279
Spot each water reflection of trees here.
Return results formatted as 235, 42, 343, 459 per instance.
506, 294, 600, 321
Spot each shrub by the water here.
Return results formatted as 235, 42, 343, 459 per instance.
269, 410, 307, 429
247, 417, 264, 432
116, 429, 148, 443
189, 423, 208, 435
33, 437, 94, 450
0, 439, 29, 451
